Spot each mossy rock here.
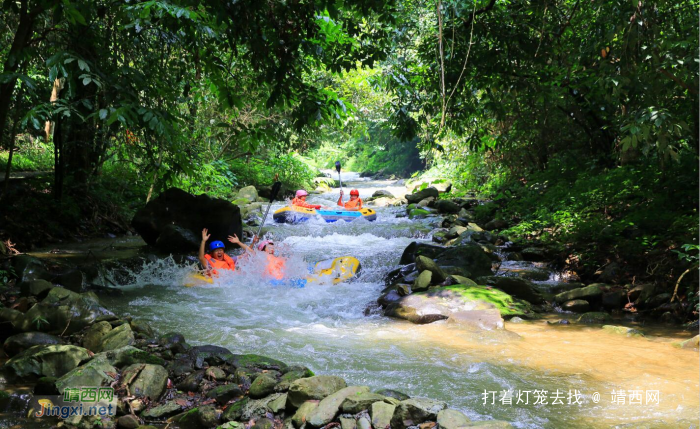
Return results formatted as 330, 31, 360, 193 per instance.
602, 325, 644, 338
408, 209, 431, 219
222, 397, 249, 422
232, 198, 251, 206
576, 312, 611, 324
443, 285, 534, 318
249, 374, 277, 399
229, 354, 288, 371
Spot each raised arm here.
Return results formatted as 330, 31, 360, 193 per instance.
337, 190, 344, 207
199, 228, 210, 269
228, 234, 253, 253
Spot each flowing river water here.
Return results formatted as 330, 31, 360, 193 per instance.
19, 173, 700, 428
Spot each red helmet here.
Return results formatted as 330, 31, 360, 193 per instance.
350, 189, 360, 196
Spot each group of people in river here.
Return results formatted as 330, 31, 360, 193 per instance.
198, 188, 361, 279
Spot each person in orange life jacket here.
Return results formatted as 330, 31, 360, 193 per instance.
198, 228, 252, 276
257, 240, 286, 280
337, 189, 363, 210
291, 189, 322, 209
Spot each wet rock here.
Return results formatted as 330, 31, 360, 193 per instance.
130, 319, 156, 338
576, 312, 611, 324
602, 290, 625, 309
287, 375, 347, 408
34, 376, 59, 395
170, 405, 221, 428
132, 187, 242, 253
117, 414, 141, 429
372, 190, 395, 199
0, 307, 24, 330
177, 369, 206, 392
447, 309, 505, 330
12, 255, 51, 283
4, 344, 90, 378
158, 332, 189, 354
19, 288, 115, 335
374, 389, 410, 401
206, 383, 244, 403
602, 325, 644, 337
675, 335, 699, 350
55, 356, 117, 393
512, 268, 551, 281
390, 398, 447, 429
51, 269, 84, 293
628, 283, 655, 304
437, 409, 470, 429
142, 401, 183, 420
222, 397, 250, 422
561, 300, 590, 313
415, 256, 447, 283
406, 187, 440, 204
553, 284, 604, 304
237, 186, 259, 202
306, 385, 369, 427
97, 322, 135, 352
641, 293, 671, 309
413, 270, 433, 292
477, 276, 544, 304
83, 321, 113, 352
446, 275, 476, 286
249, 373, 278, 399
371, 400, 396, 428
340, 392, 386, 413
121, 364, 168, 400
520, 247, 548, 262
189, 345, 235, 368
400, 242, 447, 265
446, 226, 468, 240
433, 244, 494, 279
432, 229, 449, 244
97, 346, 165, 368
19, 280, 54, 298
484, 219, 508, 231
275, 366, 315, 392
291, 400, 318, 427
596, 262, 621, 283
434, 200, 461, 214
3, 332, 64, 357
409, 208, 431, 219
269, 392, 288, 413
378, 290, 402, 308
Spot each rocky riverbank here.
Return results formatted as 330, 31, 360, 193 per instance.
0, 253, 512, 429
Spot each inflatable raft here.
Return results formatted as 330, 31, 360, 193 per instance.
183, 255, 361, 287
272, 205, 377, 224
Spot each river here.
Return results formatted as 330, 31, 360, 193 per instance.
25, 173, 700, 428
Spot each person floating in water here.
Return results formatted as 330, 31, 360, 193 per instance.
198, 228, 252, 276
256, 240, 286, 280
291, 189, 322, 209
337, 189, 362, 211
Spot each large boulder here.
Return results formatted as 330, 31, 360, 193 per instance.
12, 255, 51, 283
19, 280, 54, 298
287, 376, 347, 408
96, 323, 134, 352
4, 344, 90, 378
55, 355, 118, 393
437, 409, 471, 429
340, 392, 387, 414
399, 242, 493, 279
390, 398, 447, 429
415, 256, 447, 283
434, 200, 461, 214
554, 284, 604, 304
3, 332, 64, 357
17, 288, 115, 334
306, 386, 369, 427
237, 186, 258, 202
121, 364, 169, 400
477, 276, 544, 304
405, 187, 439, 204
371, 401, 396, 428
131, 187, 242, 253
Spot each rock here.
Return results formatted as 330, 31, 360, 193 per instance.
222, 397, 250, 422
291, 400, 318, 427
0, 307, 24, 330
237, 186, 259, 202
340, 416, 357, 429
561, 300, 590, 313
413, 270, 433, 292
642, 293, 671, 309
249, 373, 278, 399
437, 409, 470, 429
433, 244, 494, 279
132, 187, 242, 253
378, 289, 402, 308
51, 269, 84, 293
447, 310, 505, 330
121, 364, 168, 400
207, 383, 244, 403
409, 208, 431, 219
434, 200, 461, 214
341, 392, 387, 413
460, 420, 514, 428
554, 284, 604, 304
484, 219, 508, 231
19, 280, 54, 298
306, 386, 369, 427
477, 277, 544, 304
601, 290, 625, 308
205, 366, 227, 380
170, 405, 220, 428
576, 312, 611, 324
445, 275, 476, 286
229, 353, 288, 371
117, 414, 141, 429
596, 261, 621, 283
390, 398, 447, 429
405, 187, 439, 204
371, 400, 396, 428
159, 332, 189, 354
55, 356, 117, 393
253, 418, 274, 429
4, 344, 90, 378
142, 401, 183, 420
602, 325, 644, 337
520, 247, 548, 262
95, 346, 164, 368
357, 413, 372, 429
287, 376, 347, 408
375, 389, 410, 401
3, 332, 64, 357
628, 284, 656, 304
275, 366, 315, 392
415, 256, 447, 283
177, 369, 206, 392
34, 376, 59, 395
83, 321, 113, 352
385, 286, 530, 325
97, 322, 135, 352
372, 190, 395, 198
12, 255, 51, 283
269, 392, 288, 413
676, 335, 699, 350
446, 226, 468, 240
400, 242, 447, 265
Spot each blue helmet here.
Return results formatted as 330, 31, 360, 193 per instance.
209, 240, 225, 251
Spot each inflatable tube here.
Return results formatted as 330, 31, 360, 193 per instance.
273, 205, 377, 224
183, 256, 361, 287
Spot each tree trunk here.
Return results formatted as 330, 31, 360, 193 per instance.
53, 114, 63, 201
1, 119, 20, 199
44, 78, 65, 142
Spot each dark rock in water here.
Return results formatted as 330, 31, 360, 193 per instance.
19, 280, 53, 298
375, 388, 410, 401
391, 398, 447, 429
400, 242, 445, 265
158, 332, 189, 354
372, 190, 395, 198
520, 247, 549, 262
3, 332, 64, 356
405, 187, 439, 204
415, 256, 447, 283
51, 269, 84, 293
434, 200, 461, 214
433, 244, 494, 279
561, 300, 590, 313
602, 290, 625, 309
628, 283, 655, 304
229, 354, 288, 371
553, 284, 604, 304
132, 187, 242, 253
477, 276, 544, 304
378, 289, 402, 308
577, 312, 611, 324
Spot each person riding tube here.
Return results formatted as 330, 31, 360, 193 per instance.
291, 190, 321, 209
258, 240, 286, 280
198, 228, 252, 276
337, 189, 363, 211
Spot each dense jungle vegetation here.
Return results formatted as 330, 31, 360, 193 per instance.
0, 0, 698, 311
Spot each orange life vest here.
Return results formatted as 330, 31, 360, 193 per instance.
204, 253, 236, 276
265, 254, 286, 280
292, 197, 321, 209
343, 198, 363, 210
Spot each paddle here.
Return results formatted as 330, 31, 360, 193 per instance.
335, 161, 343, 194
253, 180, 282, 243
